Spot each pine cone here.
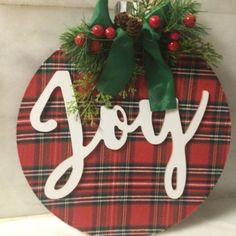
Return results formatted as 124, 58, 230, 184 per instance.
127, 17, 143, 38
114, 12, 131, 30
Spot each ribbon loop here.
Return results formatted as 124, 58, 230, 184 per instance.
96, 28, 135, 95
89, 0, 113, 27
93, 0, 177, 111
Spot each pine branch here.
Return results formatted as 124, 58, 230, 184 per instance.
67, 65, 141, 125
60, 22, 109, 74
163, 0, 221, 66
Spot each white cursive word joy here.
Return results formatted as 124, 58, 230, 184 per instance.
30, 71, 209, 200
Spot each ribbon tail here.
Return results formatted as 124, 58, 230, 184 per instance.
89, 0, 113, 27
96, 28, 135, 96
140, 3, 176, 112
142, 25, 177, 111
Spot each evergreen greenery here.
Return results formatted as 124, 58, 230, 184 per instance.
61, 0, 222, 125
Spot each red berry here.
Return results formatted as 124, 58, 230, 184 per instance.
91, 24, 105, 38
149, 15, 161, 29
90, 40, 102, 54
105, 27, 117, 39
169, 31, 181, 41
183, 13, 197, 28
167, 41, 180, 52
74, 33, 86, 47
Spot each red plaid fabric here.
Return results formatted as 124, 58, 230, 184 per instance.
17, 50, 231, 235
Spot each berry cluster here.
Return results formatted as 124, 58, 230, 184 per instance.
148, 13, 197, 52
74, 25, 117, 54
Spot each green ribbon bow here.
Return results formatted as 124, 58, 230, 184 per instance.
90, 0, 177, 112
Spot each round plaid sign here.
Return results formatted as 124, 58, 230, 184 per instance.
17, 50, 231, 235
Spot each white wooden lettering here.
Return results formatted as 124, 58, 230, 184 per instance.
30, 71, 209, 200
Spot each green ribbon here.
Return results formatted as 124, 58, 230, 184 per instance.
90, 0, 177, 111
89, 0, 113, 27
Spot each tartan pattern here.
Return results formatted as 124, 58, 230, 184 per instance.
17, 50, 231, 236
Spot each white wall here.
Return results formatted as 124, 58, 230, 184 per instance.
0, 0, 236, 13
0, 1, 236, 235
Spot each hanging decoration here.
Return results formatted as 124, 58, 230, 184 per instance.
61, 0, 222, 125
16, 1, 231, 236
